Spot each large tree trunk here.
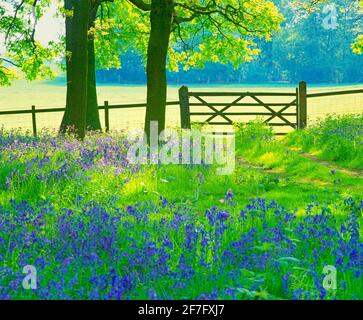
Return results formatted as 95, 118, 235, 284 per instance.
86, 8, 102, 131
60, 0, 74, 133
144, 0, 173, 139
61, 0, 101, 135
68, 0, 90, 139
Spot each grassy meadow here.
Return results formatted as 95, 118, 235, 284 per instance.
1, 0, 362, 303
1, 80, 363, 133
0, 113, 362, 300
0, 80, 362, 300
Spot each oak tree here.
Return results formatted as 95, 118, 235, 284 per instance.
123, 0, 284, 137
0, 0, 60, 86
60, 0, 115, 137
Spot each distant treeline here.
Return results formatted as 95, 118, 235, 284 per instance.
97, 0, 363, 85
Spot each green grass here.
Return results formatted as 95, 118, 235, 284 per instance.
1, 80, 362, 132
0, 114, 362, 300
285, 114, 363, 169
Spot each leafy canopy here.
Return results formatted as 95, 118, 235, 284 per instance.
0, 0, 62, 86
352, 0, 363, 54
1, 0, 284, 85
108, 0, 284, 72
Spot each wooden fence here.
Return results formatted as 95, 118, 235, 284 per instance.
180, 83, 302, 134
179, 81, 363, 133
0, 101, 179, 136
0, 81, 362, 136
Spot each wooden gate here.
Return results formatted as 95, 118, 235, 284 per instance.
179, 82, 307, 134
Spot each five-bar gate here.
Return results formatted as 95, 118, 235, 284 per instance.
179, 81, 308, 134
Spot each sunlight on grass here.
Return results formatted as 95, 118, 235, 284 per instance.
0, 118, 362, 300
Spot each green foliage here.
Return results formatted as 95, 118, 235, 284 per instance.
272, 0, 362, 83
168, 0, 284, 71
99, 0, 363, 84
234, 120, 274, 144
352, 0, 363, 54
352, 35, 363, 54
0, 63, 17, 86
111, 0, 283, 72
0, 0, 61, 85
93, 15, 125, 70
233, 119, 363, 206
286, 114, 363, 169
0, 120, 362, 300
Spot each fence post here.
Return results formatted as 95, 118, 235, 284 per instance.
31, 105, 37, 136
179, 86, 191, 129
104, 101, 110, 132
298, 81, 307, 129
295, 87, 299, 129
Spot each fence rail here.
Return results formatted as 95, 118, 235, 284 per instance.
0, 82, 362, 136
307, 89, 363, 98
188, 92, 298, 97
179, 82, 363, 133
0, 101, 180, 136
179, 84, 302, 133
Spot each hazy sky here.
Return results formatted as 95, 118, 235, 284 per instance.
36, 1, 64, 44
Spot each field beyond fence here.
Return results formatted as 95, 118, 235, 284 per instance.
0, 82, 362, 135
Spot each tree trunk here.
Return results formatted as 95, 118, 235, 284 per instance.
68, 0, 90, 139
60, 0, 101, 135
144, 0, 173, 139
60, 0, 74, 133
86, 8, 102, 131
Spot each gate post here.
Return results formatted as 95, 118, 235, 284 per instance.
104, 101, 110, 132
298, 81, 307, 129
31, 105, 37, 136
179, 86, 191, 129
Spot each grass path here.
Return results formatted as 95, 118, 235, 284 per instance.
235, 137, 363, 208
296, 151, 363, 178
237, 155, 334, 188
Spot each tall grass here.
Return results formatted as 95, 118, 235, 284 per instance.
285, 114, 363, 169
0, 120, 362, 300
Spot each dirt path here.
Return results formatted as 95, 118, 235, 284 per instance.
298, 152, 363, 179
237, 156, 291, 180
237, 152, 363, 190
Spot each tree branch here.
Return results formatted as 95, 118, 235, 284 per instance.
5, 0, 26, 43
0, 57, 20, 68
127, 0, 151, 11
